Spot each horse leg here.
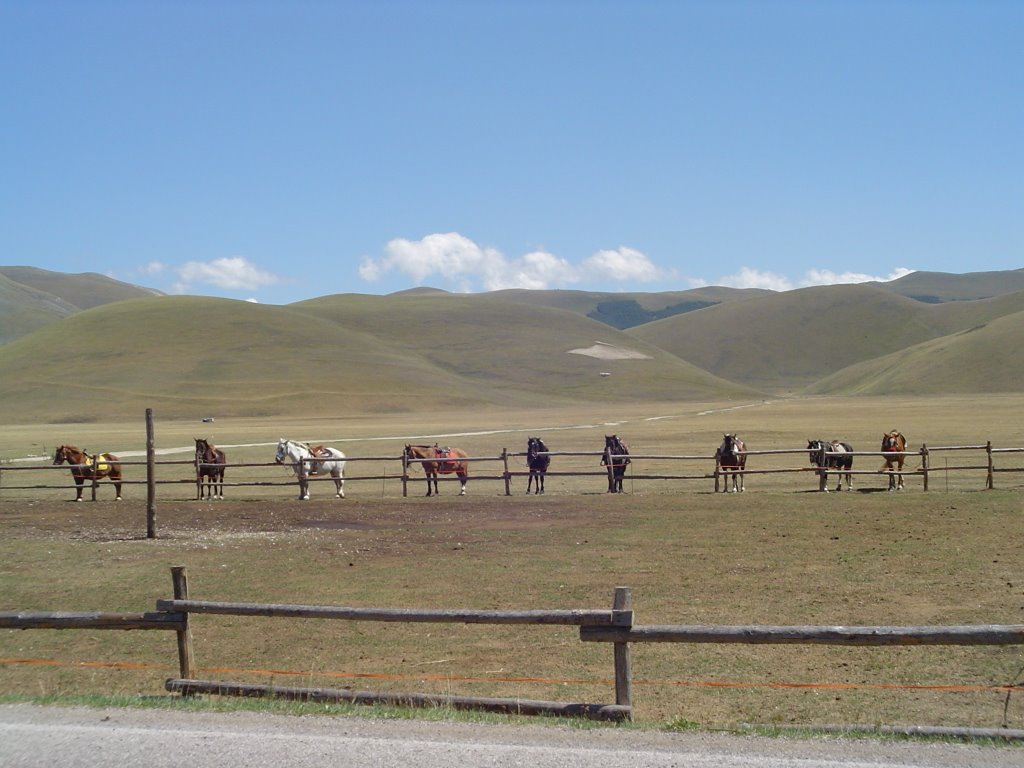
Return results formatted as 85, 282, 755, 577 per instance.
334, 470, 345, 499
113, 476, 123, 501
458, 471, 467, 496
539, 473, 544, 495
299, 472, 310, 500
73, 475, 84, 502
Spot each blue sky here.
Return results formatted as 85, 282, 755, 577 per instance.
2, 1, 1021, 304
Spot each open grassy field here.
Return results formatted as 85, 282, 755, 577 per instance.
2, 395, 1023, 730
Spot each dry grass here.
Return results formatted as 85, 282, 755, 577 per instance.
2, 395, 1024, 729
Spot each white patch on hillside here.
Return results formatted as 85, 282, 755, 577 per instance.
567, 341, 652, 360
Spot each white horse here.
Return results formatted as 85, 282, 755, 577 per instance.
274, 438, 346, 500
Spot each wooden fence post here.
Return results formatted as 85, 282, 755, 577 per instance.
90, 452, 98, 501
714, 456, 721, 493
502, 448, 511, 496
986, 441, 994, 489
146, 409, 156, 539
921, 443, 929, 492
193, 445, 202, 500
612, 586, 633, 717
171, 566, 196, 684
604, 447, 614, 492
401, 452, 408, 497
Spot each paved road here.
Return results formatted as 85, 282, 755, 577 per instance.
1, 705, 1019, 768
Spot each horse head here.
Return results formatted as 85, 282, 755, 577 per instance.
807, 439, 824, 464
52, 445, 68, 465
881, 431, 906, 452
275, 438, 288, 464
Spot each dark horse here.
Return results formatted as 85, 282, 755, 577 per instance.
404, 444, 469, 496
52, 444, 123, 501
715, 433, 746, 492
807, 439, 854, 492
881, 430, 907, 490
601, 435, 630, 493
194, 438, 226, 500
526, 436, 550, 495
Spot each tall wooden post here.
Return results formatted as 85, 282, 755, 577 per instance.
921, 444, 929, 492
502, 448, 511, 496
401, 452, 408, 497
986, 441, 994, 489
612, 586, 633, 718
90, 452, 98, 501
171, 566, 196, 684
146, 409, 156, 539
604, 447, 614, 492
714, 456, 721, 493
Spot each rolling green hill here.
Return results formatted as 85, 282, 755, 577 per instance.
484, 286, 772, 329
0, 266, 162, 344
875, 268, 1024, 303
4, 267, 1024, 422
0, 294, 759, 422
805, 308, 1024, 395
627, 284, 1024, 394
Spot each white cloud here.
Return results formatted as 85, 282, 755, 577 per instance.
799, 267, 914, 287
717, 267, 795, 291
172, 257, 281, 293
142, 261, 166, 275
360, 233, 666, 291
717, 266, 914, 292
581, 247, 668, 283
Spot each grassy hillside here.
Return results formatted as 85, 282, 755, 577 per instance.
628, 284, 1024, 394
0, 293, 759, 423
805, 308, 1024, 395
485, 286, 771, 328
876, 268, 1024, 303
0, 266, 162, 345
0, 266, 161, 309
294, 292, 760, 399
0, 272, 78, 343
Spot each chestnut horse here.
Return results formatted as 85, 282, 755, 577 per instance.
526, 436, 550, 495
716, 433, 747, 492
881, 430, 907, 490
602, 434, 630, 493
194, 438, 226, 500
52, 444, 123, 501
404, 444, 469, 496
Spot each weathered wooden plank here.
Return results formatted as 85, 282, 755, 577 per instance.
580, 624, 1024, 646
0, 610, 185, 631
164, 678, 631, 722
155, 599, 619, 626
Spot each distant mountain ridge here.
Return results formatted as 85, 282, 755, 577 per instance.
1, 266, 1023, 421
0, 266, 161, 343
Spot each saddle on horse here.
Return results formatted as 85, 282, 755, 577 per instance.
308, 444, 327, 475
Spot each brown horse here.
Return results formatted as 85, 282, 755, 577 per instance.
52, 444, 123, 501
715, 433, 747, 492
194, 438, 226, 500
881, 430, 907, 490
601, 434, 630, 493
404, 444, 469, 496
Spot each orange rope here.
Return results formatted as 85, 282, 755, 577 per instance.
3, 657, 1022, 693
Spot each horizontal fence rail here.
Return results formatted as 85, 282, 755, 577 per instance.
580, 624, 1024, 646
6, 569, 1023, 730
3, 410, 1023, 505
154, 599, 621, 627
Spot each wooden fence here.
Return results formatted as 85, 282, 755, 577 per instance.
3, 567, 1024, 728
2, 409, 1023, 502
